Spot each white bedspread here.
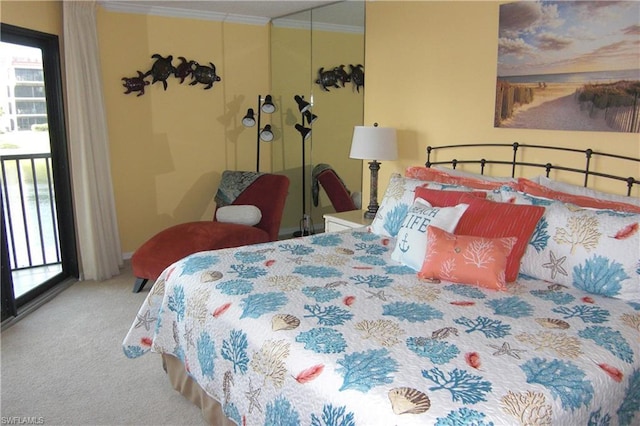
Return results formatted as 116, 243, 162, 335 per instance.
123, 229, 640, 425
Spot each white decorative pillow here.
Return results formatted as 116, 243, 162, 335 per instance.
369, 174, 430, 237
391, 198, 469, 271
533, 175, 640, 207
216, 205, 262, 226
518, 197, 640, 302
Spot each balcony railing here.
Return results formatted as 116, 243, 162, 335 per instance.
1, 153, 61, 271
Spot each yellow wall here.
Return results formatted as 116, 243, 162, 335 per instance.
96, 8, 270, 253
1, 1, 62, 35
3, 1, 638, 258
364, 1, 639, 200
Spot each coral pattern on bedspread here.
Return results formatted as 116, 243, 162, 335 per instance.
123, 230, 640, 426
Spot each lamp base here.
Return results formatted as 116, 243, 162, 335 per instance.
293, 214, 314, 238
364, 208, 377, 219
364, 160, 381, 220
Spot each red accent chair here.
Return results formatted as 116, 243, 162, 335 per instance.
316, 168, 357, 213
131, 173, 290, 292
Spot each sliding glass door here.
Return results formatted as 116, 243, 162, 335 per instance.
1, 24, 78, 321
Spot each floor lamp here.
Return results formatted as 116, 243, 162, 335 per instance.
293, 95, 316, 237
349, 123, 398, 219
242, 94, 275, 172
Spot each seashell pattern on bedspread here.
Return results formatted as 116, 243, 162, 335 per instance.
123, 229, 640, 425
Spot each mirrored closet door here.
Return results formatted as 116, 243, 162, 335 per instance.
271, 1, 365, 235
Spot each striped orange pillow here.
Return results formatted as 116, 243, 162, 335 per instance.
518, 178, 640, 213
419, 226, 516, 290
455, 194, 545, 282
405, 166, 517, 190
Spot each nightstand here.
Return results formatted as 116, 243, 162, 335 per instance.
323, 210, 373, 233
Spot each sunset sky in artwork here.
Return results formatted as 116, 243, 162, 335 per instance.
497, 1, 640, 77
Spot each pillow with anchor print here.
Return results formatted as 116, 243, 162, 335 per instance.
391, 197, 469, 271
369, 174, 431, 238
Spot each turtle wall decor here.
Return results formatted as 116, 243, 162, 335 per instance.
314, 64, 364, 93
122, 71, 150, 97
175, 57, 196, 84
190, 62, 221, 90
121, 54, 221, 96
146, 54, 175, 90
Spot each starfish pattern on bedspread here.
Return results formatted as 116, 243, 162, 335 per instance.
122, 229, 640, 425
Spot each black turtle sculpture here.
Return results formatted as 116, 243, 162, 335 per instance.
146, 54, 175, 91
316, 67, 340, 92
349, 64, 365, 93
174, 57, 195, 84
334, 65, 350, 87
122, 71, 149, 96
190, 62, 221, 90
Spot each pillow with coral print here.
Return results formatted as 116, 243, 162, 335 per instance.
391, 198, 468, 271
369, 174, 431, 237
418, 225, 517, 291
518, 198, 640, 302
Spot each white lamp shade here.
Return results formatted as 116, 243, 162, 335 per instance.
349, 126, 398, 161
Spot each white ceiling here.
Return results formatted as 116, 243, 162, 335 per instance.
99, 1, 361, 27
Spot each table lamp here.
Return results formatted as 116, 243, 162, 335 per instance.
349, 124, 397, 219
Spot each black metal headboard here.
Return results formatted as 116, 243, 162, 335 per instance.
425, 142, 640, 196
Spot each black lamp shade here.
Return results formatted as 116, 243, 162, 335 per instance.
261, 95, 276, 113
259, 124, 274, 142
294, 95, 311, 113
295, 123, 311, 140
303, 110, 318, 126
242, 108, 256, 127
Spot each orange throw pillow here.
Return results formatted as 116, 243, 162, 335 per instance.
455, 194, 545, 282
405, 166, 516, 190
517, 178, 640, 213
419, 226, 516, 290
414, 186, 486, 207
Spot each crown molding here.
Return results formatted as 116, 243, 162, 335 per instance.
98, 1, 270, 26
272, 19, 363, 34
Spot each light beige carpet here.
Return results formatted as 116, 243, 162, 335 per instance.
0, 263, 207, 425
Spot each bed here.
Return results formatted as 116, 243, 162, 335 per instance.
123, 143, 640, 425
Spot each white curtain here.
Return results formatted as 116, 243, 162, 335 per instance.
63, 1, 122, 281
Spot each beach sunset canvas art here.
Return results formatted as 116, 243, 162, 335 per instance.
495, 1, 640, 133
